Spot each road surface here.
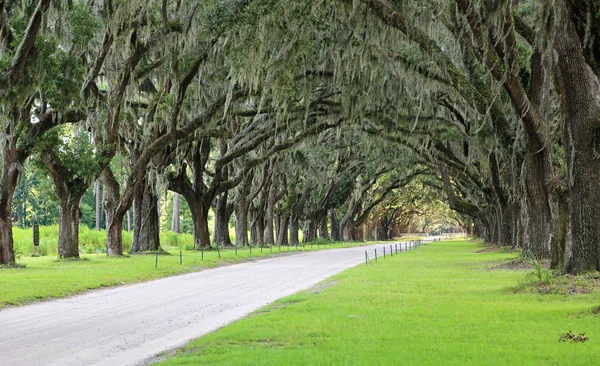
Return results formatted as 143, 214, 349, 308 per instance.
0, 242, 423, 365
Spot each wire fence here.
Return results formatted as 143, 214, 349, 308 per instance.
152, 236, 449, 268
363, 237, 442, 266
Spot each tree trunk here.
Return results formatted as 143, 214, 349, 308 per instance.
171, 193, 180, 233
99, 169, 126, 256
106, 215, 124, 256
0, 143, 19, 265
213, 192, 232, 246
263, 185, 275, 245
330, 209, 340, 241
131, 182, 160, 253
303, 220, 317, 243
95, 181, 101, 231
289, 213, 299, 245
496, 203, 515, 247
521, 158, 554, 258
555, 0, 600, 273
189, 201, 210, 249
318, 216, 329, 240
254, 207, 265, 245
552, 193, 570, 270
378, 225, 388, 241
58, 198, 81, 258
250, 214, 258, 245
276, 215, 289, 245
235, 198, 249, 246
0, 211, 15, 265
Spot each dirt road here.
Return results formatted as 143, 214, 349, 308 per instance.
0, 243, 418, 365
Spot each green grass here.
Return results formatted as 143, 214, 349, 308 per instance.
0, 240, 393, 309
160, 240, 600, 365
12, 225, 196, 256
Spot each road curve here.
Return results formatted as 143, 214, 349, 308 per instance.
0, 243, 416, 366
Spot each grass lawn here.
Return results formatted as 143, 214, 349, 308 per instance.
0, 240, 405, 309
159, 240, 600, 365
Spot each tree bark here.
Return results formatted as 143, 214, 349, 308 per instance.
58, 198, 81, 258
0, 208, 15, 265
213, 192, 232, 246
0, 143, 18, 265
253, 194, 266, 245
100, 170, 123, 256
555, 0, 600, 273
95, 181, 101, 231
552, 192, 570, 270
40, 150, 87, 259
263, 183, 275, 245
330, 209, 340, 241
106, 215, 124, 256
318, 216, 329, 240
289, 213, 299, 245
171, 193, 180, 233
303, 220, 317, 243
235, 197, 249, 246
276, 215, 289, 246
131, 181, 160, 253
190, 202, 210, 249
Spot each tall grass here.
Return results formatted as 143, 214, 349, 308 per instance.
12, 225, 194, 256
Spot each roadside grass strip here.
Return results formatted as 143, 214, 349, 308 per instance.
0, 240, 423, 309
159, 240, 600, 365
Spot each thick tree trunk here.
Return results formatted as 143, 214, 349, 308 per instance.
552, 193, 570, 270
189, 201, 210, 249
379, 223, 390, 241
0, 202, 15, 266
58, 198, 81, 258
100, 169, 125, 256
274, 213, 281, 244
250, 215, 258, 245
106, 215, 124, 256
521, 157, 554, 258
171, 193, 180, 233
555, 0, 600, 273
289, 213, 299, 245
341, 223, 352, 241
213, 192, 232, 246
255, 208, 265, 245
235, 198, 249, 246
263, 185, 275, 245
276, 215, 289, 246
95, 181, 101, 231
496, 203, 515, 247
103, 176, 123, 256
318, 216, 328, 240
330, 209, 340, 241
0, 144, 19, 265
131, 183, 160, 253
0, 211, 15, 265
303, 220, 317, 243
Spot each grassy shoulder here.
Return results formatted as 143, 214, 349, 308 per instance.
159, 240, 600, 365
0, 239, 409, 309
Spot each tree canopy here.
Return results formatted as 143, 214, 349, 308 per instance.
1, 0, 600, 274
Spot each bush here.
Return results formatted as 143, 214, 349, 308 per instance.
10, 225, 196, 256
38, 238, 58, 256
525, 255, 553, 286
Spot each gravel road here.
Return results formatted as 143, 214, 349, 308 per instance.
0, 243, 418, 366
